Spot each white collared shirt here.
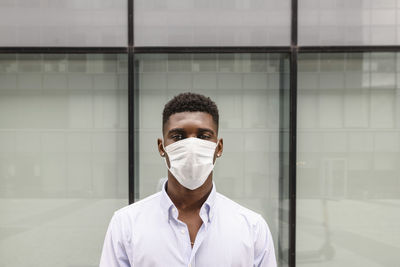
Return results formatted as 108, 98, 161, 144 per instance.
100, 181, 276, 267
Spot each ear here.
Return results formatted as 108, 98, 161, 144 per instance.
216, 138, 223, 158
157, 138, 166, 157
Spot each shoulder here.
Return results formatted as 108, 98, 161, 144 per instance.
105, 192, 164, 245
115, 191, 161, 217
111, 192, 162, 231
215, 192, 268, 229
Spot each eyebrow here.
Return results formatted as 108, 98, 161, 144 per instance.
167, 128, 215, 136
198, 128, 215, 135
167, 128, 185, 136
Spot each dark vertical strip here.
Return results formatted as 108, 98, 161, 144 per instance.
288, 50, 297, 267
278, 54, 284, 265
128, 52, 135, 204
128, 0, 134, 47
291, 0, 298, 46
278, 54, 290, 265
128, 0, 135, 204
289, 0, 298, 266
133, 59, 140, 201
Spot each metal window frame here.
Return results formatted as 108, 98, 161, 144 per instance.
2, 1, 400, 266
128, 0, 135, 204
289, 0, 298, 266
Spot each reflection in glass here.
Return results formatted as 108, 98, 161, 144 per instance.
0, 54, 128, 267
297, 53, 400, 266
134, 53, 290, 266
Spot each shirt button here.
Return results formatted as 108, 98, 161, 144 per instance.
172, 207, 177, 213
180, 229, 185, 234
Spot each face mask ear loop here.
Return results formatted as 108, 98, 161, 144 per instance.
162, 141, 171, 171
212, 140, 220, 166
161, 139, 168, 156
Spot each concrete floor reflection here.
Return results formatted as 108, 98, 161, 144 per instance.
0, 198, 126, 267
297, 199, 400, 267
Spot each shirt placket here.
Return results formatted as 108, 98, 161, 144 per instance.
170, 206, 192, 265
187, 207, 210, 267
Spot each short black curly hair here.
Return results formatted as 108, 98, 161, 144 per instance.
162, 92, 219, 133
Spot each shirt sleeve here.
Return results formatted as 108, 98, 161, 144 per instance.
99, 212, 131, 267
253, 215, 277, 267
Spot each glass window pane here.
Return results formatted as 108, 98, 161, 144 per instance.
134, 53, 290, 266
299, 0, 400, 45
297, 52, 400, 266
0, 1, 127, 46
0, 54, 128, 267
134, 0, 291, 46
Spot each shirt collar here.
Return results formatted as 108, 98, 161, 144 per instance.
160, 179, 217, 223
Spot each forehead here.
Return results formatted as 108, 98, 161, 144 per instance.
164, 112, 216, 131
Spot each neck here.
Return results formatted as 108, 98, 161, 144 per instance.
166, 172, 213, 213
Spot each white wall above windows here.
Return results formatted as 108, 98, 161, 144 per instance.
0, 0, 127, 46
299, 0, 400, 45
134, 0, 291, 46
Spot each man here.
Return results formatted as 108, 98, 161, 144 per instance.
100, 92, 276, 267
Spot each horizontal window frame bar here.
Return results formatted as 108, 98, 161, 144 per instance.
132, 46, 292, 53
0, 47, 128, 54
298, 46, 400, 53
3, 46, 400, 54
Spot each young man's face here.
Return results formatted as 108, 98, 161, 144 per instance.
157, 111, 223, 168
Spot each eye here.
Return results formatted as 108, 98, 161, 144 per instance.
171, 134, 183, 141
198, 134, 211, 140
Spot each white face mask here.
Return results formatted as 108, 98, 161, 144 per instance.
164, 137, 218, 190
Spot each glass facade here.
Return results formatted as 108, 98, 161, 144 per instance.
297, 52, 400, 266
0, 54, 128, 267
134, 54, 290, 266
0, 1, 399, 267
